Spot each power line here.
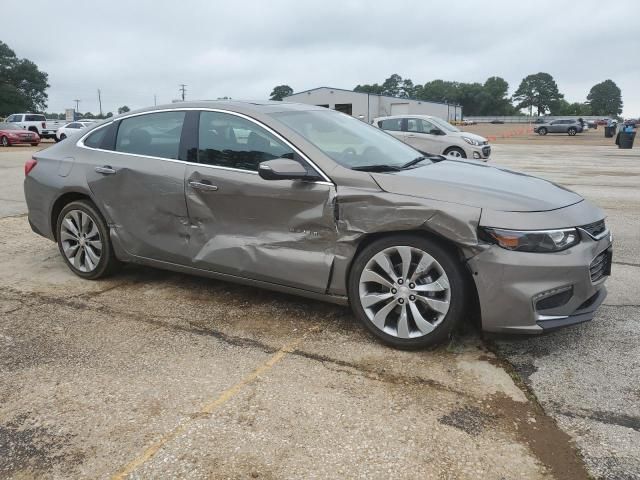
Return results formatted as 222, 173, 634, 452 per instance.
179, 84, 187, 101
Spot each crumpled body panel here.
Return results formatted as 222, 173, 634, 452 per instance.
328, 186, 482, 295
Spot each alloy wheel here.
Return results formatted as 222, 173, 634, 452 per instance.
60, 209, 103, 272
446, 149, 463, 158
358, 246, 451, 339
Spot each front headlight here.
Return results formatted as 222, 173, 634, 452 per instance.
462, 136, 482, 146
479, 227, 580, 252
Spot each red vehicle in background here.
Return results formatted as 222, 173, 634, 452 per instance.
0, 123, 40, 147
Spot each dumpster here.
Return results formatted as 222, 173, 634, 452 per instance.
618, 132, 636, 149
605, 126, 616, 138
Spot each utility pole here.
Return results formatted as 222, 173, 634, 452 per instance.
97, 89, 103, 117
154, 94, 157, 106
179, 84, 187, 101
74, 99, 80, 112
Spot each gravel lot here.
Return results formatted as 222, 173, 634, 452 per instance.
0, 132, 638, 479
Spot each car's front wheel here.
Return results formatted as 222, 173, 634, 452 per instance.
568, 127, 577, 136
56, 200, 121, 279
444, 147, 467, 158
348, 235, 468, 349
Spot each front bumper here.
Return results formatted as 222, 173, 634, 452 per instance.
468, 144, 491, 161
468, 228, 612, 334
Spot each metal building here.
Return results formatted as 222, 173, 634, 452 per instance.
285, 87, 462, 123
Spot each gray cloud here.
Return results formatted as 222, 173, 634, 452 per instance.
4, 0, 638, 115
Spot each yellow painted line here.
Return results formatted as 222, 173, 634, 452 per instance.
111, 330, 315, 480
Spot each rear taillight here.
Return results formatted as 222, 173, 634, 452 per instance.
25, 157, 37, 176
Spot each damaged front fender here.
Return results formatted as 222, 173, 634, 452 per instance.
328, 186, 483, 296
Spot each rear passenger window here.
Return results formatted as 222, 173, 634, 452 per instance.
197, 111, 294, 171
83, 127, 108, 148
379, 118, 402, 131
115, 111, 185, 159
25, 115, 46, 122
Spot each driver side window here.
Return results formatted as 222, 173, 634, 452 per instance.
197, 111, 294, 171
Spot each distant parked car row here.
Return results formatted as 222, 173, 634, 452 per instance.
0, 113, 98, 146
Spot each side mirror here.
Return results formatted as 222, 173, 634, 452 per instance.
258, 158, 311, 181
429, 129, 445, 136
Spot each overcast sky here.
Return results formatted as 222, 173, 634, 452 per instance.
5, 0, 639, 116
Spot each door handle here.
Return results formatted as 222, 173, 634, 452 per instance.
189, 181, 218, 192
95, 166, 116, 175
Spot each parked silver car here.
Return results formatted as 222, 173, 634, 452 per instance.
534, 119, 583, 136
24, 101, 612, 348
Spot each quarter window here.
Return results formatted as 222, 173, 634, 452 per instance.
115, 111, 185, 159
83, 126, 109, 148
197, 111, 294, 171
379, 118, 402, 131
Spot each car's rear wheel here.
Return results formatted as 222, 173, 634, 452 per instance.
568, 127, 577, 136
538, 127, 547, 135
60, 133, 67, 140
1, 136, 9, 147
348, 235, 468, 349
444, 147, 466, 158
56, 200, 121, 279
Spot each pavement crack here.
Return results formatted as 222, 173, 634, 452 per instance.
613, 261, 640, 268
551, 404, 640, 432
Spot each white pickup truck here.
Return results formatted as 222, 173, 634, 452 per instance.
4, 113, 61, 140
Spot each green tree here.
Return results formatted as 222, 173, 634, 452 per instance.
269, 85, 293, 101
381, 74, 403, 97
480, 77, 514, 115
105, 112, 113, 118
354, 83, 384, 94
587, 80, 622, 116
117, 105, 130, 114
417, 79, 460, 103
513, 73, 563, 116
550, 100, 592, 116
0, 41, 49, 116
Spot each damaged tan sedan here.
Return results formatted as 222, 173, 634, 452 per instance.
24, 101, 612, 348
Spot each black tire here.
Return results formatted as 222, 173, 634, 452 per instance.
538, 127, 548, 135
54, 137, 60, 143
348, 234, 468, 349
568, 127, 577, 136
31, 143, 38, 147
56, 200, 121, 279
443, 147, 467, 159
1, 136, 9, 147
60, 133, 67, 140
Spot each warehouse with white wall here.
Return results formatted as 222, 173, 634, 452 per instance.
285, 87, 462, 123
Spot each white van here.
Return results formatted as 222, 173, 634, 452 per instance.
373, 115, 491, 161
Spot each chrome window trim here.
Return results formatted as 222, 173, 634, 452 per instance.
76, 107, 334, 184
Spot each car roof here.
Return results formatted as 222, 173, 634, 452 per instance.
109, 100, 326, 122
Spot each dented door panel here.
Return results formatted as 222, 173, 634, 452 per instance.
85, 152, 191, 264
185, 165, 337, 292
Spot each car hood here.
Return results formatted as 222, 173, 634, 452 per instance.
371, 159, 583, 212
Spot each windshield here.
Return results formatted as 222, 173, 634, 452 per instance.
429, 117, 460, 133
271, 110, 426, 169
0, 123, 23, 130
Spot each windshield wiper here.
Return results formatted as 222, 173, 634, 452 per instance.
351, 164, 402, 172
400, 156, 432, 169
